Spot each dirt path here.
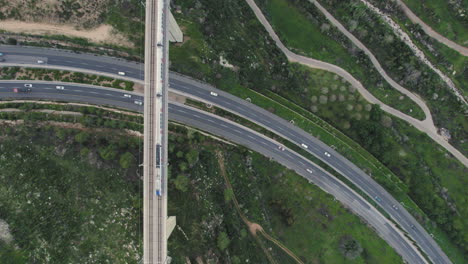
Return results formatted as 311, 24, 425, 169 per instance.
244, 0, 468, 168
359, 0, 466, 105
394, 0, 468, 56
216, 151, 304, 264
0, 20, 132, 47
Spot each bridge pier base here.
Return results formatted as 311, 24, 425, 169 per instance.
166, 216, 176, 240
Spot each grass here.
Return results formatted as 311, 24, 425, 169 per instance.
257, 0, 424, 119
168, 123, 405, 262
401, 0, 468, 45
0, 124, 143, 263
3, 100, 465, 261
312, 0, 467, 156
224, 149, 404, 263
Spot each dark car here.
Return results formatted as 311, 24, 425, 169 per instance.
13, 88, 32, 93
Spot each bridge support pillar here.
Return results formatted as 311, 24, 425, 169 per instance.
166, 216, 177, 240
168, 12, 183, 42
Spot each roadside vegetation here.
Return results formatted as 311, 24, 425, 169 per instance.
253, 0, 424, 119
364, 0, 468, 153
308, 0, 467, 155
167, 124, 403, 263
169, 0, 467, 261
0, 66, 135, 91
0, 102, 143, 132
0, 109, 403, 263
400, 0, 468, 45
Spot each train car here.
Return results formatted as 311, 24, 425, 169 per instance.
155, 179, 162, 196
156, 144, 162, 168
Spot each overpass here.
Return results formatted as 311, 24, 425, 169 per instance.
0, 46, 454, 263
0, 80, 429, 264
143, 0, 171, 263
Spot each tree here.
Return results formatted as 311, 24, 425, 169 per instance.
232, 256, 241, 264
174, 174, 189, 192
176, 151, 184, 158
179, 162, 188, 172
6, 38, 17, 45
119, 152, 135, 169
185, 149, 199, 166
339, 235, 363, 259
99, 145, 118, 161
74, 131, 90, 144
217, 231, 230, 251
224, 188, 234, 203
80, 147, 89, 157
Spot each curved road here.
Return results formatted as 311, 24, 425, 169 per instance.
395, 0, 468, 56
245, 0, 434, 130
0, 81, 426, 263
1, 45, 466, 168
244, 0, 468, 168
0, 80, 451, 263
0, 46, 455, 263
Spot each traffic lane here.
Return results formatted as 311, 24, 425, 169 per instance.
169, 78, 442, 262
0, 48, 443, 262
0, 45, 142, 70
169, 80, 430, 234
0, 82, 143, 103
0, 46, 144, 79
169, 104, 426, 264
0, 88, 424, 263
170, 79, 382, 195
0, 81, 438, 262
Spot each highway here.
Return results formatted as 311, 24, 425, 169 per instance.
0, 81, 426, 263
0, 46, 452, 263
143, 0, 169, 263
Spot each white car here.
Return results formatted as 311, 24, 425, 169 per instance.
278, 145, 285, 151
37, 60, 45, 64
124, 94, 132, 98
56, 86, 65, 90
324, 151, 331, 157
306, 168, 314, 174
134, 100, 143, 105
301, 143, 308, 149
210, 91, 218, 96
24, 84, 32, 88
118, 71, 126, 76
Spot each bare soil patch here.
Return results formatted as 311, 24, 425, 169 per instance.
0, 20, 132, 47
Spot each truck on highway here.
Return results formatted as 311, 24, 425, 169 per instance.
13, 87, 31, 93
0, 52, 4, 62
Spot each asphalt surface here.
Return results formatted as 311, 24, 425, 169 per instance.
0, 45, 453, 263
0, 81, 426, 263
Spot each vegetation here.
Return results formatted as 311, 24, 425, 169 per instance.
169, 0, 467, 261
311, 0, 467, 156
166, 124, 403, 263
0, 124, 143, 263
0, 102, 143, 132
0, 114, 403, 263
0, 67, 135, 91
365, 0, 468, 153
400, 0, 468, 45
252, 0, 424, 119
